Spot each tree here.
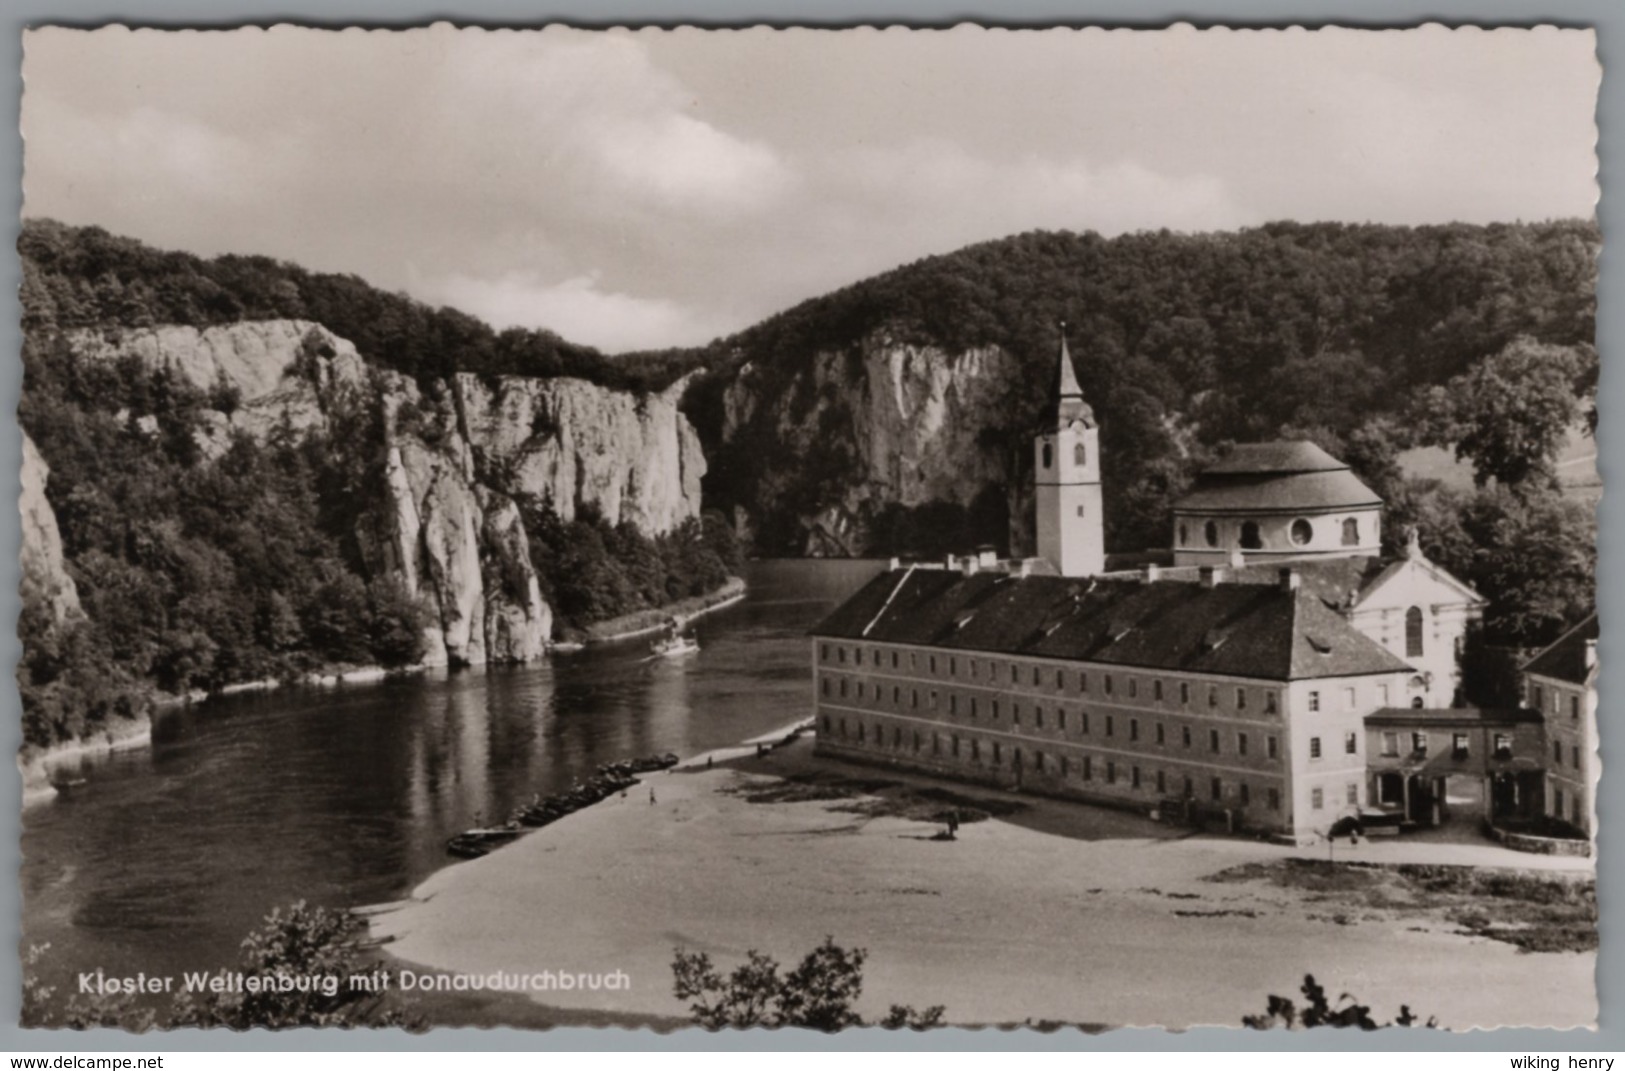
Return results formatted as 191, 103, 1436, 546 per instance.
1244, 974, 1435, 1030
671, 937, 945, 1031
1430, 337, 1593, 489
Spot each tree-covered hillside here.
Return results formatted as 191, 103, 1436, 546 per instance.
685, 220, 1597, 648
19, 219, 707, 393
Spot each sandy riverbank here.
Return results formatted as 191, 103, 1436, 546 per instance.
369, 735, 1595, 1031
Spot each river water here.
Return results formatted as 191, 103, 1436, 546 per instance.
20, 559, 884, 995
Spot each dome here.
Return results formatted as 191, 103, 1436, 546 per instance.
1175, 441, 1381, 514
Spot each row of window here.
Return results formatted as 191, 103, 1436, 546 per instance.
820, 714, 1283, 809
1178, 516, 1362, 550
818, 686, 1286, 759
1308, 783, 1363, 810
1376, 731, 1516, 759
1554, 739, 1583, 770
816, 647, 1290, 714
1552, 787, 1585, 828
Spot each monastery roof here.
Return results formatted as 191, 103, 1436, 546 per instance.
1202, 441, 1348, 475
811, 569, 1415, 682
1175, 441, 1382, 515
1523, 613, 1599, 686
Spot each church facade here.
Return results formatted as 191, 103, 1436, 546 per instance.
810, 331, 1583, 846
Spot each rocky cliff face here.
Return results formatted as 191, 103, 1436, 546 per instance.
19, 432, 83, 632
716, 336, 1031, 555
60, 320, 704, 667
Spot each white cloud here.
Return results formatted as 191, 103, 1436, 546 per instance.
416, 270, 729, 354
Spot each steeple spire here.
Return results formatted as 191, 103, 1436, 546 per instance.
1048, 322, 1094, 428
1056, 321, 1084, 401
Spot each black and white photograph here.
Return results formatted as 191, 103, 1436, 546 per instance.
13, 23, 1601, 1034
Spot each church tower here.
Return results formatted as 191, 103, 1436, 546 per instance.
1035, 326, 1105, 576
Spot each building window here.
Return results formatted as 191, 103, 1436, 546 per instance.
1346, 783, 1359, 806
1378, 684, 1390, 707
1290, 518, 1314, 546
1345, 732, 1358, 755
1128, 678, 1138, 699
1209, 729, 1221, 754
1105, 715, 1114, 737
1413, 732, 1428, 756
1081, 711, 1089, 734
1012, 703, 1021, 726
894, 726, 903, 749
840, 718, 847, 738
1056, 669, 1065, 691
1411, 696, 1425, 710
1268, 735, 1279, 760
822, 715, 831, 733
1058, 708, 1067, 730
1183, 776, 1194, 798
1204, 520, 1219, 547
1240, 521, 1262, 549
1156, 723, 1165, 745
1343, 687, 1356, 710
821, 678, 829, 697
933, 733, 941, 755
1182, 726, 1192, 748
1154, 679, 1163, 702
1265, 691, 1278, 715
1042, 443, 1053, 469
952, 735, 960, 757
929, 655, 937, 674
1240, 783, 1251, 806
1382, 732, 1399, 757
892, 651, 899, 669
1075, 442, 1087, 467
1210, 777, 1223, 802
1036, 707, 1045, 729
993, 742, 1002, 765
1105, 674, 1114, 696
858, 723, 866, 743
1179, 523, 1189, 547
1341, 517, 1359, 546
1081, 672, 1088, 693
1156, 769, 1166, 794
1268, 787, 1281, 810
1555, 788, 1565, 817
1131, 766, 1142, 789
1494, 733, 1512, 759
1238, 732, 1248, 756
1083, 756, 1093, 781
970, 697, 978, 719
972, 739, 981, 762
992, 700, 1000, 721
1531, 684, 1544, 710
838, 646, 847, 664
1033, 666, 1041, 686
1554, 739, 1563, 764
1130, 718, 1140, 742
1307, 691, 1320, 713
1309, 737, 1322, 759
1106, 760, 1116, 784
839, 679, 848, 698
1573, 744, 1581, 770
1311, 788, 1324, 810
1061, 756, 1069, 777
949, 694, 957, 715
1010, 663, 1019, 684
1452, 733, 1469, 757
1208, 686, 1219, 709
1406, 606, 1424, 657
1571, 695, 1581, 720
1180, 682, 1190, 705
911, 690, 919, 709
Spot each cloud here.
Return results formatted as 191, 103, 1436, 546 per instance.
415, 269, 730, 353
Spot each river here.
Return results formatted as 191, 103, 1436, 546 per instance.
20, 559, 884, 998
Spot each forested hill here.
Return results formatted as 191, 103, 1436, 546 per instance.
19, 219, 705, 393
685, 220, 1596, 544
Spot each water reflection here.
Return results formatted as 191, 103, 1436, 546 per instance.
21, 560, 884, 992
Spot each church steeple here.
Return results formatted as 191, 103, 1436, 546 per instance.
1049, 323, 1095, 430
1034, 322, 1104, 577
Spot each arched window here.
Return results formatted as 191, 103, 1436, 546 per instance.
1041, 443, 1053, 469
1341, 517, 1359, 546
1405, 607, 1424, 657
1290, 518, 1313, 546
1204, 521, 1219, 547
1074, 441, 1087, 467
1411, 696, 1425, 709
1240, 521, 1262, 549
1178, 523, 1189, 547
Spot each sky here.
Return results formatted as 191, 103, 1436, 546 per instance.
21, 24, 1600, 354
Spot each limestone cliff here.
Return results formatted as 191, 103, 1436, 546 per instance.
455, 373, 704, 534
19, 432, 83, 631
58, 320, 705, 667
715, 336, 1031, 556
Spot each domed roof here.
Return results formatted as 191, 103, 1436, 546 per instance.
1201, 440, 1347, 475
1175, 441, 1381, 514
